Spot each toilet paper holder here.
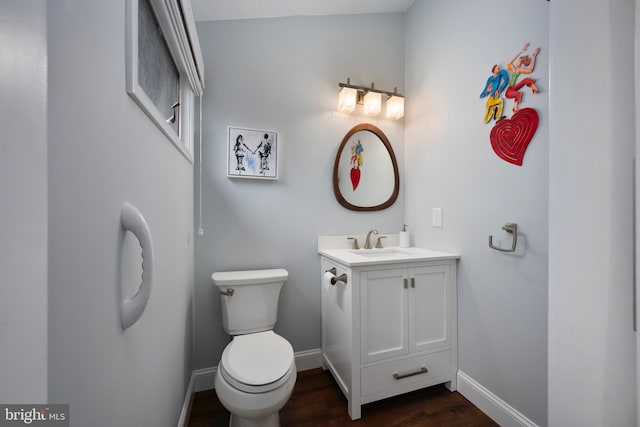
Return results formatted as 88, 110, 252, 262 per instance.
325, 267, 348, 285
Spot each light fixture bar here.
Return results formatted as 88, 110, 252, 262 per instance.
338, 78, 404, 98
338, 78, 404, 119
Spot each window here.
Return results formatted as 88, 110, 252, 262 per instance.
137, 0, 181, 136
126, 0, 204, 162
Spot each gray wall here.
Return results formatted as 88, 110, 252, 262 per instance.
47, 1, 194, 426
0, 0, 48, 403
194, 14, 405, 368
548, 0, 636, 425
3, 2, 635, 425
404, 1, 549, 425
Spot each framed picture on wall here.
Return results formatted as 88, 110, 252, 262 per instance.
227, 126, 278, 180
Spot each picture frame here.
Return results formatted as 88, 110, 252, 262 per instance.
227, 126, 278, 179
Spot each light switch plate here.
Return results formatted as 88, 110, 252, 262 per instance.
432, 207, 442, 227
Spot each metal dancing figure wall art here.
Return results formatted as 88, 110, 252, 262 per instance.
480, 43, 541, 166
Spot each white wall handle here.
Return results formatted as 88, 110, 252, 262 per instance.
120, 202, 154, 330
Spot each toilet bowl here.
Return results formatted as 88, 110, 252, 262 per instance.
215, 331, 296, 427
212, 269, 296, 427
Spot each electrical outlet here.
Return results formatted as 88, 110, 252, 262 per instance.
432, 207, 442, 227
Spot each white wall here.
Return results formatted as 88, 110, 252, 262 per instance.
548, 0, 636, 425
47, 2, 194, 426
404, 1, 549, 425
194, 14, 405, 368
637, 0, 640, 423
0, 0, 48, 403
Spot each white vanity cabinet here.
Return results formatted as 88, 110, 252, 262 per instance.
319, 243, 458, 420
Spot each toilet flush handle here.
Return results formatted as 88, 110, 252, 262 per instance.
220, 288, 235, 297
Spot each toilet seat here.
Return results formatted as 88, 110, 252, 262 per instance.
220, 330, 294, 394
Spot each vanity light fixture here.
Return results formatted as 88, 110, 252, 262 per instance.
363, 87, 382, 116
386, 93, 405, 120
337, 78, 404, 120
338, 85, 358, 112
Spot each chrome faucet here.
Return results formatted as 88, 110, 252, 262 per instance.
364, 229, 379, 249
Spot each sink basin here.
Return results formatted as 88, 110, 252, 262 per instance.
350, 249, 407, 257
318, 241, 459, 267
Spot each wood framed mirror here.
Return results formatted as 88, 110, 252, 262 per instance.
333, 123, 399, 211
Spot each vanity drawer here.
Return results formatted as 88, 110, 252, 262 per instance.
361, 350, 452, 400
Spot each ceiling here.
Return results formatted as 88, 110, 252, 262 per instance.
190, 0, 416, 22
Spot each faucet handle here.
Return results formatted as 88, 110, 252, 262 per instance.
347, 237, 360, 250
375, 236, 387, 248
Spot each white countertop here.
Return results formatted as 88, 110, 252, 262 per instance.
319, 246, 460, 267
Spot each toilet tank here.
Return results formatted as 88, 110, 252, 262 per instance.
212, 269, 288, 335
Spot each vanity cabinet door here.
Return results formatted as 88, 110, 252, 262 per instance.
361, 268, 408, 363
361, 264, 452, 364
408, 265, 451, 354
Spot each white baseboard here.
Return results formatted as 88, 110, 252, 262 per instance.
177, 371, 196, 427
292, 348, 323, 371
457, 371, 538, 427
193, 366, 217, 392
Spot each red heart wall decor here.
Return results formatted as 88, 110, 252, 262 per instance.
489, 108, 539, 166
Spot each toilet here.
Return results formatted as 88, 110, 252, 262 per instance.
212, 269, 296, 427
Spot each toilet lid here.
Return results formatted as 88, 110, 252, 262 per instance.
221, 331, 294, 388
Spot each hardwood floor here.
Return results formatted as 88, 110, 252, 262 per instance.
187, 368, 498, 427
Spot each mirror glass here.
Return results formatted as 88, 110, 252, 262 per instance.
333, 123, 399, 211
